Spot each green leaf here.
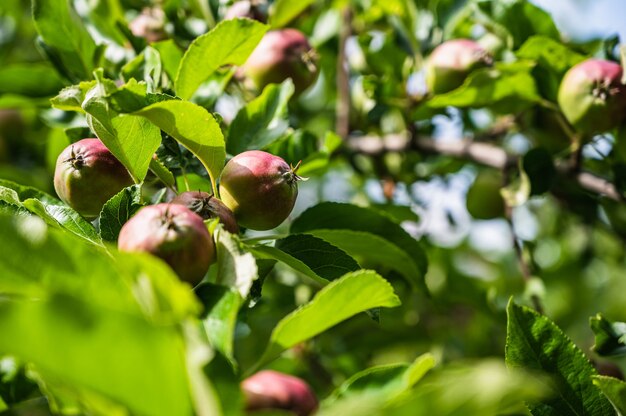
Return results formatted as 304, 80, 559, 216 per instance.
0, 215, 200, 415
250, 244, 329, 286
22, 199, 102, 246
419, 62, 542, 114
274, 234, 360, 281
328, 353, 435, 405
104, 114, 162, 183
227, 80, 294, 155
32, 0, 97, 81
196, 284, 242, 367
269, 0, 316, 28
0, 180, 101, 245
505, 300, 613, 415
590, 314, 626, 357
252, 270, 400, 369
152, 39, 184, 82
593, 376, 626, 415
516, 36, 585, 101
50, 81, 97, 112
215, 227, 258, 298
149, 157, 176, 188
99, 185, 144, 242
486, 0, 560, 49
0, 63, 64, 97
291, 202, 427, 290
134, 100, 226, 194
175, 18, 268, 100
305, 229, 423, 290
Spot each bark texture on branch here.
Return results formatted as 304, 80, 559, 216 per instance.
346, 133, 622, 202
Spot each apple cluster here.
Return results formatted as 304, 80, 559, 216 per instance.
54, 141, 302, 285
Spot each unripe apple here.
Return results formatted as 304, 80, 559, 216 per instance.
118, 203, 214, 286
240, 29, 319, 95
558, 59, 626, 135
242, 370, 318, 416
425, 39, 493, 94
170, 191, 240, 234
129, 7, 168, 43
219, 150, 300, 231
466, 171, 505, 220
54, 138, 133, 219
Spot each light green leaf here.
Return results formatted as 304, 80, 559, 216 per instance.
32, 0, 97, 81
50, 81, 97, 112
149, 157, 176, 188
153, 39, 184, 81
0, 63, 64, 97
133, 100, 226, 194
593, 376, 626, 415
22, 199, 102, 246
175, 18, 268, 100
227, 80, 294, 155
253, 270, 400, 369
215, 227, 258, 298
270, 0, 316, 28
506, 300, 613, 415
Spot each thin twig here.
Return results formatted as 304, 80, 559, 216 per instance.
346, 133, 623, 202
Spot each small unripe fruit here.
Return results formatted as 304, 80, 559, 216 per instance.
118, 203, 214, 286
219, 151, 300, 231
54, 138, 133, 219
240, 29, 319, 95
426, 39, 493, 94
129, 7, 168, 43
466, 171, 505, 220
170, 191, 240, 234
242, 370, 318, 416
558, 59, 626, 135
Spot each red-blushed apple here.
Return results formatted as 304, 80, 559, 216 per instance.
558, 58, 626, 135
118, 203, 215, 286
242, 370, 318, 416
171, 191, 240, 234
54, 138, 133, 219
425, 39, 492, 94
219, 150, 301, 231
240, 29, 318, 95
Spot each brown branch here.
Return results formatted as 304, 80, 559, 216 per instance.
335, 6, 352, 140
346, 133, 622, 202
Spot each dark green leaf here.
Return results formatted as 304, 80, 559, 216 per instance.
523, 148, 556, 195
175, 18, 268, 99
274, 234, 360, 281
227, 80, 294, 155
196, 283, 242, 367
505, 300, 613, 415
99, 185, 144, 242
291, 202, 427, 291
591, 314, 626, 357
0, 64, 64, 97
